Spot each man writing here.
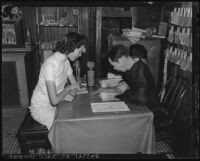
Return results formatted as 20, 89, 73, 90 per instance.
108, 44, 159, 114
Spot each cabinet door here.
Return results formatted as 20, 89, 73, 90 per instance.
2, 61, 20, 106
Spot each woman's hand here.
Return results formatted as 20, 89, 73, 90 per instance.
69, 88, 77, 96
67, 84, 80, 92
117, 81, 130, 94
63, 85, 80, 102
63, 94, 74, 102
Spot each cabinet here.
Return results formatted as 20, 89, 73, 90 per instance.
2, 48, 31, 108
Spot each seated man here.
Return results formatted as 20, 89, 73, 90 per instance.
108, 44, 159, 114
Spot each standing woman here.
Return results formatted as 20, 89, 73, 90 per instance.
29, 32, 87, 130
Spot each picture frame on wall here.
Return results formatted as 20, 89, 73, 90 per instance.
2, 20, 25, 48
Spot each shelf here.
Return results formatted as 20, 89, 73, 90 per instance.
102, 11, 132, 18
168, 22, 192, 28
167, 41, 192, 49
39, 24, 77, 27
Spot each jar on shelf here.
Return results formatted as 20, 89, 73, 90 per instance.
87, 61, 95, 87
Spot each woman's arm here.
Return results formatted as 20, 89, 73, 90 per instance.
68, 74, 79, 86
46, 80, 78, 106
67, 74, 80, 94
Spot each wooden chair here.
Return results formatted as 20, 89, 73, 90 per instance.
154, 77, 189, 140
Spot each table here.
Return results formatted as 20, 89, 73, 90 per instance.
48, 92, 155, 154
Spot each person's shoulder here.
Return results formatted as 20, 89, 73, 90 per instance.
133, 60, 151, 75
42, 57, 58, 70
134, 60, 147, 68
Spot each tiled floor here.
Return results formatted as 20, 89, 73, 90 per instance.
2, 108, 175, 158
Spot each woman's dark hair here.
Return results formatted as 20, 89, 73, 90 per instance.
53, 32, 87, 54
53, 40, 68, 54
108, 45, 128, 62
64, 32, 87, 54
129, 44, 147, 60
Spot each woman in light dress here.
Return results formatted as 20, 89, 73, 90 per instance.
29, 32, 87, 130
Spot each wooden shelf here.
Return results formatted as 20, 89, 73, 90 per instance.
102, 11, 132, 18
39, 24, 77, 27
168, 22, 192, 28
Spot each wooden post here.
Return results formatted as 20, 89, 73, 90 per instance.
131, 7, 138, 27
95, 7, 102, 79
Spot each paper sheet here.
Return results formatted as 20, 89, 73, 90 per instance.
91, 102, 130, 113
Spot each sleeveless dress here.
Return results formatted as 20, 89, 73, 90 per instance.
28, 52, 73, 130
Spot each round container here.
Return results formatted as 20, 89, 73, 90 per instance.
87, 67, 94, 87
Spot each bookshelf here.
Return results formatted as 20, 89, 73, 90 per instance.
35, 7, 79, 64
162, 3, 193, 157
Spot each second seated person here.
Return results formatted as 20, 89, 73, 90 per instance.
108, 44, 159, 114
29, 32, 87, 130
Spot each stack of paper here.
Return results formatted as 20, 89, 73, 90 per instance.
122, 28, 146, 37
107, 73, 122, 79
100, 87, 119, 101
91, 101, 130, 113
99, 79, 121, 88
122, 27, 147, 43
77, 87, 88, 95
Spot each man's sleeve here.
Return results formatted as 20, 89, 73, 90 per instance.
116, 66, 148, 105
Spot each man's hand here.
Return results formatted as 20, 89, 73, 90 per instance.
117, 81, 130, 94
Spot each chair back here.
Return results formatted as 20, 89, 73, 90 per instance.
158, 77, 189, 124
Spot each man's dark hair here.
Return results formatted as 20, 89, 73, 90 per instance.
53, 32, 87, 54
129, 44, 147, 60
108, 45, 129, 62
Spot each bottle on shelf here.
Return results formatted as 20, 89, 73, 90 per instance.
87, 61, 95, 87
25, 27, 31, 48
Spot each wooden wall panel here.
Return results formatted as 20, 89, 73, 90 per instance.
88, 7, 96, 61
21, 7, 38, 43
2, 62, 20, 105
95, 7, 102, 79
78, 7, 89, 36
